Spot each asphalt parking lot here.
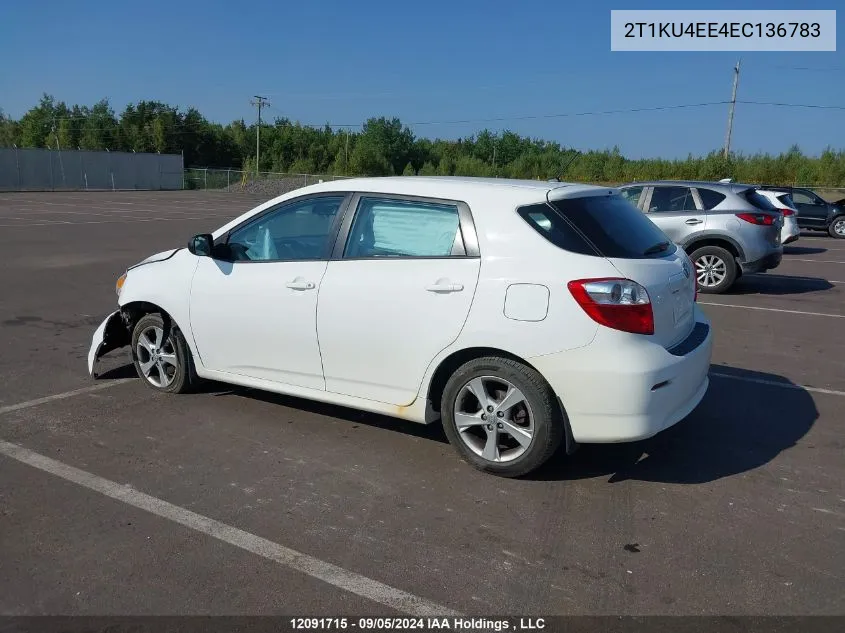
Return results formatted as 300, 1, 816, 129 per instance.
0, 191, 843, 617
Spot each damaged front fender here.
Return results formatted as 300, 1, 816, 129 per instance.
87, 310, 130, 377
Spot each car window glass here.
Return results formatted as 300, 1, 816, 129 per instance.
619, 186, 644, 207
776, 194, 795, 208
226, 196, 344, 261
648, 186, 697, 212
518, 204, 596, 256
344, 197, 462, 258
744, 190, 777, 211
697, 188, 727, 210
545, 195, 678, 259
792, 190, 821, 205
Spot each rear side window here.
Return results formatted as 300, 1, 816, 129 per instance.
521, 195, 678, 259
697, 188, 727, 210
743, 189, 777, 211
344, 197, 463, 258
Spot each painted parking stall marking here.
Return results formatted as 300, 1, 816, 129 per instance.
0, 440, 460, 617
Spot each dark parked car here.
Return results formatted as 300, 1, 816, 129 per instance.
760, 186, 845, 239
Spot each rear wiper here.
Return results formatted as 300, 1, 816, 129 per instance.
643, 241, 670, 255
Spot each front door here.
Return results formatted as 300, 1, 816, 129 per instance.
188, 194, 348, 389
791, 189, 829, 229
316, 194, 481, 405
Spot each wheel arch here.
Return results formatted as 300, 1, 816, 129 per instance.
682, 234, 745, 262
119, 300, 199, 360
424, 346, 577, 454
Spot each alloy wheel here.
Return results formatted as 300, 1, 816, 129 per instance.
136, 326, 178, 388
453, 376, 535, 463
695, 254, 727, 288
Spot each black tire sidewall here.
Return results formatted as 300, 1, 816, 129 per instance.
440, 357, 562, 477
691, 245, 737, 294
829, 216, 845, 239
131, 314, 191, 393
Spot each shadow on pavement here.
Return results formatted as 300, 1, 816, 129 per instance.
533, 365, 818, 484
94, 363, 817, 486
784, 245, 827, 255
730, 274, 833, 295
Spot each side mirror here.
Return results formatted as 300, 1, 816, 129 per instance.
188, 233, 214, 257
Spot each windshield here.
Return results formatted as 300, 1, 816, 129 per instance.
546, 194, 678, 259
744, 189, 778, 211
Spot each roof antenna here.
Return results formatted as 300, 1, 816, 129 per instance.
549, 150, 582, 182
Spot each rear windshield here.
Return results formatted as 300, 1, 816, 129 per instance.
519, 195, 678, 259
744, 189, 778, 211
776, 193, 795, 208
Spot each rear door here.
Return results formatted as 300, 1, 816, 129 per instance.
316, 194, 481, 405
643, 185, 705, 243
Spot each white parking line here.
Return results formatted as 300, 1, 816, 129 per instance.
0, 439, 459, 616
0, 380, 135, 415
710, 372, 845, 397
699, 302, 845, 318
788, 258, 845, 264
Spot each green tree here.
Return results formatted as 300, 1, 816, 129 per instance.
402, 161, 415, 176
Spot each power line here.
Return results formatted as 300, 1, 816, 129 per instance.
737, 100, 845, 111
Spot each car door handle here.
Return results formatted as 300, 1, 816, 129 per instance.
425, 282, 464, 293
286, 280, 315, 291
685, 218, 704, 225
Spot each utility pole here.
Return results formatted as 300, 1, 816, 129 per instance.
250, 95, 270, 177
723, 59, 741, 159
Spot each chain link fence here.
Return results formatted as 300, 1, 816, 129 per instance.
184, 168, 353, 198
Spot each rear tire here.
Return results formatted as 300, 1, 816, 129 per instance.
440, 356, 563, 478
829, 216, 845, 239
690, 245, 737, 294
131, 313, 198, 394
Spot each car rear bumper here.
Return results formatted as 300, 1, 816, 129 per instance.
528, 307, 713, 443
740, 250, 782, 274
781, 218, 800, 244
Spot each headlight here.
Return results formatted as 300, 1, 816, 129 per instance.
115, 272, 127, 297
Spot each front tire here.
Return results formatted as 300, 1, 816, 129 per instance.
440, 357, 563, 477
829, 216, 845, 239
131, 313, 197, 393
690, 245, 737, 294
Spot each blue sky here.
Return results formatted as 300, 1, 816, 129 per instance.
1, 0, 842, 158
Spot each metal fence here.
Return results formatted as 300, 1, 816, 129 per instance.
0, 147, 184, 191
184, 167, 352, 196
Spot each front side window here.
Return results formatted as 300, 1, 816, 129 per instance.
225, 196, 345, 261
344, 197, 463, 258
648, 186, 698, 212
792, 189, 824, 206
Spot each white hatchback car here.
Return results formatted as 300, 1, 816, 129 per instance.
89, 177, 713, 477
756, 189, 800, 245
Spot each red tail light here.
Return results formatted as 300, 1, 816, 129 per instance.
736, 212, 775, 226
778, 207, 795, 216
568, 278, 654, 335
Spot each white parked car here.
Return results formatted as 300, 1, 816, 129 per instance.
88, 177, 713, 477
756, 189, 800, 245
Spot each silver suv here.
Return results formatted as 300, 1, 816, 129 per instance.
618, 180, 784, 294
